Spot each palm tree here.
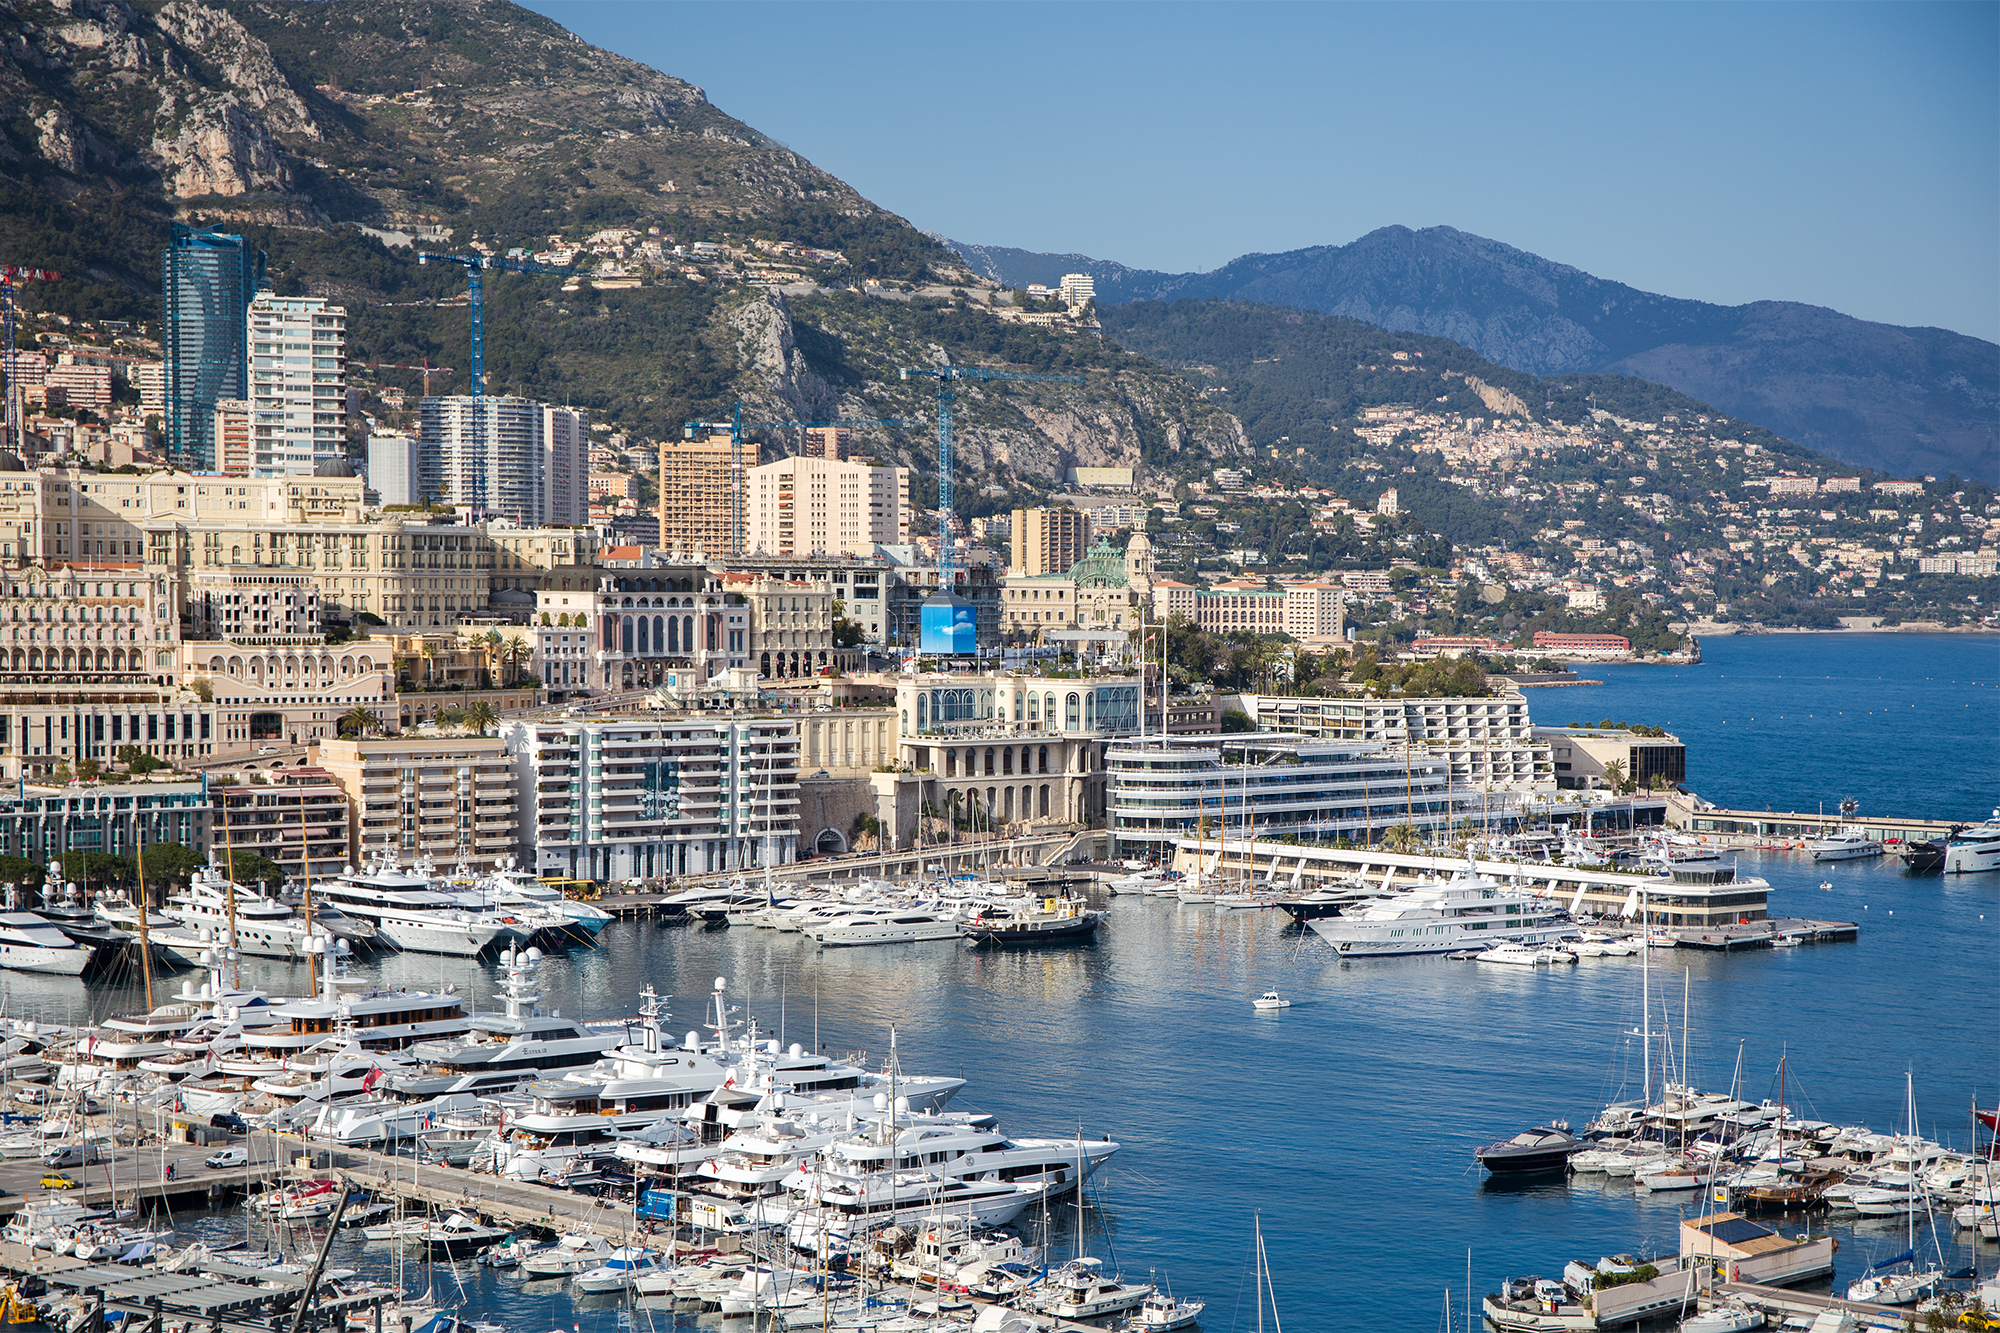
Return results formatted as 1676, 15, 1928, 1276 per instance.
465, 701, 497, 735
1383, 823, 1419, 854
499, 636, 530, 687
340, 705, 381, 738
1600, 759, 1630, 795
419, 642, 437, 686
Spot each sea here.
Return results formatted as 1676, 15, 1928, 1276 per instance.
13, 633, 2000, 1332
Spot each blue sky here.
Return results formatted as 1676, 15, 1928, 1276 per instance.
524, 1, 1999, 342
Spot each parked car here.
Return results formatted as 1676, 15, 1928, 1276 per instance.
205, 1147, 249, 1170
40, 1174, 77, 1190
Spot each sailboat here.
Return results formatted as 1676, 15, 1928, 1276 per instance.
1843, 1073, 1945, 1305
1025, 1136, 1153, 1319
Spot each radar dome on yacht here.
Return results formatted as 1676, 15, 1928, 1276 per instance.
527, 947, 543, 962
714, 976, 727, 991
685, 1031, 698, 1049
789, 1043, 803, 1059
335, 938, 351, 954
874, 1093, 889, 1112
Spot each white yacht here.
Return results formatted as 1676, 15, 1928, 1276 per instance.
807, 908, 963, 947
0, 913, 94, 975
1307, 866, 1574, 957
154, 870, 318, 960
1944, 811, 2000, 874
788, 1119, 1117, 1201
382, 946, 623, 1099
1808, 827, 1882, 861
213, 937, 469, 1078
780, 1174, 1049, 1245
479, 983, 962, 1183
480, 860, 613, 940
316, 854, 531, 956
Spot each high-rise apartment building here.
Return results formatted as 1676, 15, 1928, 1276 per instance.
417, 397, 585, 525
247, 293, 347, 477
366, 430, 421, 507
659, 428, 755, 557
212, 398, 251, 476
801, 426, 851, 461
542, 405, 588, 526
1058, 272, 1096, 310
1010, 506, 1088, 574
744, 456, 910, 557
164, 225, 261, 470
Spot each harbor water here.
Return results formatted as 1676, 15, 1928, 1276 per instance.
10, 634, 1999, 1331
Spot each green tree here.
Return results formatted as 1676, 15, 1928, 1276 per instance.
0, 855, 47, 890
340, 705, 381, 738
139, 842, 203, 891
59, 851, 134, 891
222, 850, 287, 894
115, 744, 166, 774
1599, 759, 1631, 795
465, 701, 497, 735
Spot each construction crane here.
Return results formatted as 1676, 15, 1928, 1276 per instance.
358, 359, 455, 399
897, 366, 1084, 587
0, 264, 60, 456
415, 251, 577, 396
415, 250, 576, 518
680, 404, 915, 557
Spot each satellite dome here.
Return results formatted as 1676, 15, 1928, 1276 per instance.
315, 455, 357, 477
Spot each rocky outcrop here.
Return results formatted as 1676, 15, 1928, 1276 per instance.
725, 292, 837, 423
155, 1, 319, 139
150, 88, 291, 196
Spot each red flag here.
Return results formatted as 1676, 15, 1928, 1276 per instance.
361, 1066, 382, 1092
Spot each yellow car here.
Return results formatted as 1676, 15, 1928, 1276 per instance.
39, 1175, 77, 1190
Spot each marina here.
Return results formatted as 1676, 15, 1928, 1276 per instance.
0, 637, 1984, 1333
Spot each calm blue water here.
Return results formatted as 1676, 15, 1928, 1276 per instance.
1535, 632, 2000, 823
18, 636, 1999, 1333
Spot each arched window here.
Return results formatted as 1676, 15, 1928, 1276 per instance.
683, 616, 694, 652
1085, 694, 1095, 729
620, 616, 634, 654
636, 617, 649, 653
916, 695, 927, 729
1039, 745, 1049, 774
1066, 693, 1080, 731
1002, 749, 1014, 776
665, 616, 677, 653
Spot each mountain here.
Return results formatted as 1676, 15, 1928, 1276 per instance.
0, 0, 1242, 498
950, 226, 1999, 484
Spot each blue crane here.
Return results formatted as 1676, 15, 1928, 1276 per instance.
415, 250, 578, 518
415, 250, 578, 395
897, 366, 1085, 586
681, 404, 915, 556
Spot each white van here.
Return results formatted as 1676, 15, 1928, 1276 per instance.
41, 1142, 107, 1168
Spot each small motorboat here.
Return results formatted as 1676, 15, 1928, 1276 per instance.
1250, 992, 1290, 1010
1817, 880, 1833, 891
1475, 1123, 1581, 1175
1127, 1288, 1205, 1333
1678, 1300, 1765, 1333
1476, 942, 1576, 967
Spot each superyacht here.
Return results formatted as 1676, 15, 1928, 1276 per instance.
315, 853, 531, 956
1944, 810, 2000, 874
382, 946, 623, 1099
1307, 865, 1574, 957
154, 869, 318, 960
0, 913, 94, 975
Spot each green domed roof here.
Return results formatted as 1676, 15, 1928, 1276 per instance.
1068, 537, 1128, 588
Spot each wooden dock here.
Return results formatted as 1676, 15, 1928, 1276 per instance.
1712, 1279, 1911, 1330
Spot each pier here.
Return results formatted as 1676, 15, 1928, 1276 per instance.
1665, 792, 1968, 846
1164, 839, 1859, 945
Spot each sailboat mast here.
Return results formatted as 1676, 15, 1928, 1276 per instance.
1254, 1215, 1264, 1333
1640, 886, 1651, 1111
134, 821, 155, 1011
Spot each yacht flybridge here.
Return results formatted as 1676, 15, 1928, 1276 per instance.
1306, 864, 1574, 957
317, 853, 533, 956
385, 945, 624, 1098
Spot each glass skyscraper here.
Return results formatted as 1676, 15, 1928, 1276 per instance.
163, 225, 262, 470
